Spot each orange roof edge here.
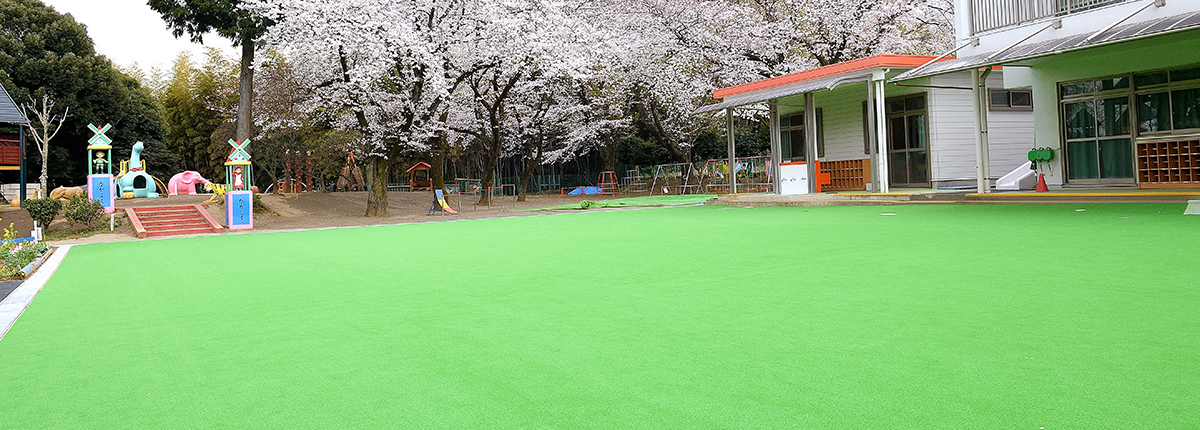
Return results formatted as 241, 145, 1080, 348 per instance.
712, 54, 953, 100
405, 161, 433, 173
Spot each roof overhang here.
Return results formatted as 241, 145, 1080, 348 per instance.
891, 9, 1200, 82
0, 84, 29, 126
406, 161, 432, 173
695, 54, 940, 114
695, 72, 876, 114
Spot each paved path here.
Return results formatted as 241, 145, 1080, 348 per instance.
0, 280, 20, 303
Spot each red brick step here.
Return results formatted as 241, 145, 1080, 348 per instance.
125, 205, 224, 238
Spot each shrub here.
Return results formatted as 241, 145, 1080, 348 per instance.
63, 193, 103, 226
23, 197, 61, 227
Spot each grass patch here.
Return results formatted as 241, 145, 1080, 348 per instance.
1, 204, 1198, 427
43, 214, 126, 241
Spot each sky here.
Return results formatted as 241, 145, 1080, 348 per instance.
41, 0, 237, 72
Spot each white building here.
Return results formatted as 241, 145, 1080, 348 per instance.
698, 55, 1035, 193
895, 0, 1200, 190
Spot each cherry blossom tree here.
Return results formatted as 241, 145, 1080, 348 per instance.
249, 0, 490, 216
245, 0, 953, 214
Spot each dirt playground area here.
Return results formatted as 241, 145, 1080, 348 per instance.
0, 190, 617, 245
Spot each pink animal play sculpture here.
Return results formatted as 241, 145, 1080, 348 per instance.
168, 171, 211, 195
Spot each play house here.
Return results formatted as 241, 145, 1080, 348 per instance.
697, 54, 1036, 194
893, 0, 1200, 190
0, 84, 29, 204
406, 162, 432, 191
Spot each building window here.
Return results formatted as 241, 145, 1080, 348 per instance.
1132, 66, 1200, 134
779, 110, 823, 162
989, 89, 1033, 110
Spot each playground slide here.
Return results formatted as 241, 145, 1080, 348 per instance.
996, 161, 1036, 191
431, 189, 458, 214
438, 196, 458, 214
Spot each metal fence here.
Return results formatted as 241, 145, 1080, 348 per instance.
970, 0, 1131, 34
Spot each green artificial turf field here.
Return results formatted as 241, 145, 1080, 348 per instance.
1, 204, 1198, 428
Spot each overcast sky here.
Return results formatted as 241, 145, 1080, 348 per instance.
41, 0, 237, 72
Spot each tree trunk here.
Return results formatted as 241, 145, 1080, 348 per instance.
236, 40, 255, 143
601, 137, 618, 171
431, 136, 446, 190
479, 138, 496, 206
259, 161, 279, 195
39, 151, 48, 196
517, 142, 540, 202
431, 112, 449, 190
364, 158, 392, 217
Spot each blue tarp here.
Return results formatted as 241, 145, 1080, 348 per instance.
567, 186, 602, 195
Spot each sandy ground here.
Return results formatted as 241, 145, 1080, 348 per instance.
31, 190, 619, 245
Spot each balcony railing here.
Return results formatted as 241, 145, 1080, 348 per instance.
970, 0, 1132, 34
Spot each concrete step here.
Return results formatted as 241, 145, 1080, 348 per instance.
143, 227, 222, 238
143, 221, 213, 231
137, 213, 202, 221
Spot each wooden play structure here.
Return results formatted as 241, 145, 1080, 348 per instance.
406, 162, 432, 191
0, 84, 28, 205
337, 152, 366, 191
278, 149, 314, 193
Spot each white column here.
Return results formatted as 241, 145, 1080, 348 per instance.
726, 108, 736, 194
866, 80, 878, 192
804, 92, 819, 193
972, 67, 992, 193
873, 77, 889, 194
769, 100, 782, 194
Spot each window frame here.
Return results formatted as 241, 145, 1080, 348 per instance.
989, 89, 1034, 111
779, 109, 824, 162
884, 93, 931, 187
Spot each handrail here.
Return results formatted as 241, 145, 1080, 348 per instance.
971, 0, 1132, 35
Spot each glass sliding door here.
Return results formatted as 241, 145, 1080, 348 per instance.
886, 94, 930, 187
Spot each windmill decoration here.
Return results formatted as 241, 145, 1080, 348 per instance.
85, 123, 115, 213
224, 139, 254, 230
225, 139, 253, 192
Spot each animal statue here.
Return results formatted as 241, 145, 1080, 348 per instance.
49, 186, 85, 200
168, 171, 210, 195
204, 183, 228, 204
115, 141, 159, 198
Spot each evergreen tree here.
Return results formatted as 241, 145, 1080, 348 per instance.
0, 0, 170, 186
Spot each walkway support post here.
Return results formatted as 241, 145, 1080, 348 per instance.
972, 67, 993, 193
769, 101, 782, 194
873, 72, 889, 194
866, 75, 878, 191
18, 126, 25, 203
804, 92, 818, 194
726, 107, 736, 194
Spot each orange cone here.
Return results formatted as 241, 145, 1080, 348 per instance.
1035, 173, 1049, 192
